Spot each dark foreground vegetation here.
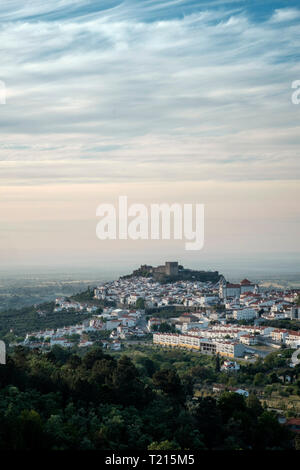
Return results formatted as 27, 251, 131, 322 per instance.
0, 345, 296, 450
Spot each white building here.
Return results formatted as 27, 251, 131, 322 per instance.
286, 331, 300, 348
219, 279, 257, 299
239, 334, 258, 345
271, 329, 288, 344
233, 308, 257, 321
221, 361, 240, 372
216, 341, 245, 358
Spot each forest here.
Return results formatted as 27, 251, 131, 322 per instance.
0, 345, 297, 450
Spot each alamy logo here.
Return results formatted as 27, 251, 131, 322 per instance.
0, 341, 6, 365
291, 80, 300, 104
96, 196, 204, 250
0, 80, 6, 104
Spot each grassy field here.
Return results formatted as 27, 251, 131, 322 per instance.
263, 393, 300, 415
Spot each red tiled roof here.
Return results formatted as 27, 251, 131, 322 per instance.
286, 418, 300, 426
241, 279, 251, 285
285, 418, 300, 433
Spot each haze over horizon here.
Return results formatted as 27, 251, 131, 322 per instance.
1, 252, 300, 284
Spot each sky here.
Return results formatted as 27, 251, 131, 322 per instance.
0, 0, 300, 277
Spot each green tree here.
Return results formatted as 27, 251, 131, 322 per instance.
218, 392, 247, 423
136, 298, 145, 309
193, 396, 222, 449
152, 369, 185, 403
19, 409, 44, 450
148, 440, 180, 450
246, 393, 263, 417
215, 353, 221, 372
253, 372, 266, 387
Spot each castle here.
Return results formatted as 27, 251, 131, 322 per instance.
124, 261, 220, 283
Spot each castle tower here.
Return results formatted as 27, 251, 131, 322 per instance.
165, 261, 179, 276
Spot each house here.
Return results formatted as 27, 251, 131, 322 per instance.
178, 313, 199, 323
286, 331, 300, 348
219, 279, 257, 299
221, 361, 240, 372
78, 340, 94, 348
216, 341, 245, 358
147, 317, 161, 331
234, 388, 249, 397
50, 337, 73, 348
239, 334, 258, 345
240, 279, 256, 294
119, 315, 136, 327
212, 383, 227, 393
271, 329, 289, 344
212, 384, 248, 397
110, 341, 121, 351
0, 341, 5, 365
220, 282, 241, 299
233, 308, 257, 321
285, 418, 300, 434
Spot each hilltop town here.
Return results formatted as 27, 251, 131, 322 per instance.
8, 262, 300, 364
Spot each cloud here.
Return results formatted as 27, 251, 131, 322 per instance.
269, 8, 300, 23
0, 1, 300, 187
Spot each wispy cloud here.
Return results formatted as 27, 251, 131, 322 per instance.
269, 7, 300, 23
0, 1, 300, 186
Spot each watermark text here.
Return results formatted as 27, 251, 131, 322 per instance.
96, 196, 204, 251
